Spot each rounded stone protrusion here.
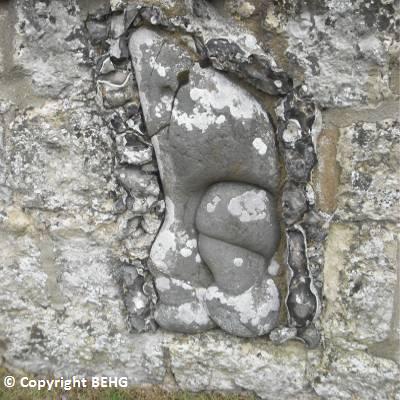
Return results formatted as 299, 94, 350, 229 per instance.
130, 28, 282, 336
154, 300, 216, 333
198, 234, 267, 295
154, 276, 197, 305
195, 181, 281, 336
195, 182, 280, 259
205, 274, 280, 337
286, 276, 317, 327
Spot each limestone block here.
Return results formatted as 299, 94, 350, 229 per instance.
169, 332, 314, 400
310, 346, 400, 400
284, 3, 396, 107
6, 104, 114, 212
13, 0, 92, 99
0, 231, 166, 383
336, 120, 400, 222
323, 222, 398, 343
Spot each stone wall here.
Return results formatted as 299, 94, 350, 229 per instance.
0, 0, 399, 399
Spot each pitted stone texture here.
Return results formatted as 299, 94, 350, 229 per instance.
336, 119, 400, 222
0, 230, 166, 383
284, 1, 398, 107
130, 27, 280, 335
5, 99, 114, 215
168, 333, 316, 399
323, 223, 398, 343
12, 0, 93, 100
0, 0, 164, 370
310, 346, 400, 400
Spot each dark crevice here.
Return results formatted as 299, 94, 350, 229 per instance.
165, 68, 191, 139
150, 40, 166, 76
152, 123, 170, 137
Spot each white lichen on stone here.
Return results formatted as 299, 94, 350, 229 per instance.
155, 276, 171, 291
252, 137, 268, 155
227, 190, 268, 222
150, 197, 176, 271
176, 301, 211, 326
267, 259, 280, 276
174, 65, 266, 133
206, 195, 221, 213
233, 257, 243, 267
206, 277, 279, 330
180, 248, 192, 257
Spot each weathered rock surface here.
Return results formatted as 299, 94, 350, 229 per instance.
310, 346, 400, 399
323, 222, 398, 344
0, 0, 165, 380
281, 0, 399, 107
286, 227, 318, 328
129, 27, 280, 336
197, 235, 267, 295
0, 0, 399, 398
196, 182, 280, 261
205, 275, 280, 337
168, 333, 316, 400
336, 120, 400, 222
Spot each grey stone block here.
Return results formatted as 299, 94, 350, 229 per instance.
129, 27, 281, 336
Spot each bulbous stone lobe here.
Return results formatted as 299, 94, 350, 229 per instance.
198, 234, 267, 295
129, 27, 281, 335
196, 182, 280, 260
205, 275, 280, 337
195, 182, 280, 336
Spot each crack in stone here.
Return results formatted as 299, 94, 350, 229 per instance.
150, 40, 166, 77
162, 346, 178, 389
123, 3, 324, 342
165, 68, 191, 139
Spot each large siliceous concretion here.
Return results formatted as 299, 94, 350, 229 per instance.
129, 27, 281, 336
